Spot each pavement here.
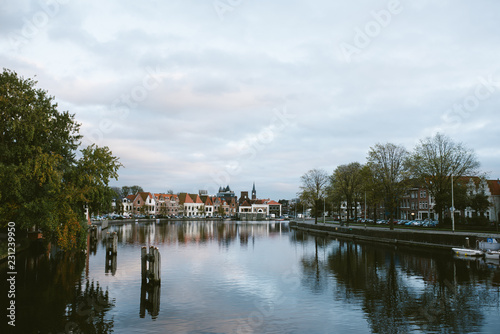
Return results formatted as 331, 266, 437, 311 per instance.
292, 219, 500, 238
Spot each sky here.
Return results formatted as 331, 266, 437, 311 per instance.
2, 0, 499, 200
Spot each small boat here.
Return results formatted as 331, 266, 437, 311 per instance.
484, 250, 500, 260
452, 247, 484, 257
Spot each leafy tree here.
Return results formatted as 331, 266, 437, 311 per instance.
0, 69, 121, 250
1, 69, 80, 234
71, 144, 121, 216
469, 192, 491, 220
326, 182, 343, 221
217, 205, 225, 217
299, 168, 329, 224
121, 186, 132, 197
130, 185, 144, 195
330, 162, 363, 225
359, 164, 384, 221
410, 133, 480, 224
367, 143, 410, 230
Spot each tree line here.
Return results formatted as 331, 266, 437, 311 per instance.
299, 133, 490, 229
0, 69, 122, 250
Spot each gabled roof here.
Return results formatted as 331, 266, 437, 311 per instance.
200, 195, 213, 206
488, 180, 500, 196
138, 192, 152, 201
126, 194, 135, 201
178, 193, 193, 204
266, 200, 281, 206
240, 200, 251, 207
189, 194, 203, 204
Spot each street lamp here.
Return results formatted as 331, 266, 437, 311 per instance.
364, 191, 367, 221
451, 168, 455, 233
323, 196, 326, 224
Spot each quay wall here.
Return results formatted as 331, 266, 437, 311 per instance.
289, 221, 485, 251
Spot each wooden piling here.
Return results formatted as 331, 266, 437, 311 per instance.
141, 246, 147, 282
140, 245, 161, 318
106, 232, 117, 255
141, 246, 161, 283
89, 225, 98, 241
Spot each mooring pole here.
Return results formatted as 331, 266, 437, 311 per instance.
141, 246, 147, 282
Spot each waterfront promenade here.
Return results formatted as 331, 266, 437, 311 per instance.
290, 219, 500, 251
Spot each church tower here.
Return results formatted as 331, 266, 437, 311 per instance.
252, 182, 256, 200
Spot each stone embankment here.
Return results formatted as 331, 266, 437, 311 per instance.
290, 221, 499, 251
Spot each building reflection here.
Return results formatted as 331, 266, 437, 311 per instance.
101, 220, 289, 247
298, 235, 500, 333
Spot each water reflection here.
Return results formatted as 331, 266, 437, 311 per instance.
102, 220, 289, 247
140, 282, 161, 319
0, 251, 115, 334
298, 234, 500, 333
2, 221, 500, 333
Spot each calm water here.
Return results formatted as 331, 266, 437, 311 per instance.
2, 220, 500, 334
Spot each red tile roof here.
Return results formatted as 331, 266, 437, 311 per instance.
488, 180, 500, 196
178, 193, 193, 204
189, 194, 203, 204
138, 192, 152, 201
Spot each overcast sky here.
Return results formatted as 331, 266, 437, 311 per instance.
2, 0, 499, 200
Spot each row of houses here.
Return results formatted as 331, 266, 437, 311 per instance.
112, 185, 282, 218
336, 177, 500, 223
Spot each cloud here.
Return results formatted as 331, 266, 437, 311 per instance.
2, 0, 500, 199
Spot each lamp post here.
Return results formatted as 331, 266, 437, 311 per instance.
323, 196, 326, 224
451, 169, 455, 233
364, 191, 367, 220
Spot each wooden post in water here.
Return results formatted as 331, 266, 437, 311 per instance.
141, 246, 161, 283
140, 245, 161, 318
104, 232, 118, 275
89, 225, 98, 241
141, 246, 147, 282
106, 232, 118, 255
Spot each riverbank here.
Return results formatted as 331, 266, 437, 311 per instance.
290, 220, 500, 251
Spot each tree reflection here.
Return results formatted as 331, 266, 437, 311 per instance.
65, 280, 115, 334
0, 251, 115, 334
297, 235, 500, 333
299, 236, 331, 294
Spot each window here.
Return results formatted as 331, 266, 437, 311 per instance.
420, 190, 426, 198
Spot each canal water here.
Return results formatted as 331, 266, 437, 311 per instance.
2, 220, 500, 334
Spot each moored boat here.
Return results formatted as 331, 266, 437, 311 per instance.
452, 247, 484, 257
484, 250, 500, 260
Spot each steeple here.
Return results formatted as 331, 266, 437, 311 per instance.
252, 182, 256, 200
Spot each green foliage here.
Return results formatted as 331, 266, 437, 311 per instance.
331, 162, 363, 222
367, 143, 410, 229
0, 69, 122, 251
299, 168, 328, 224
410, 133, 480, 223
